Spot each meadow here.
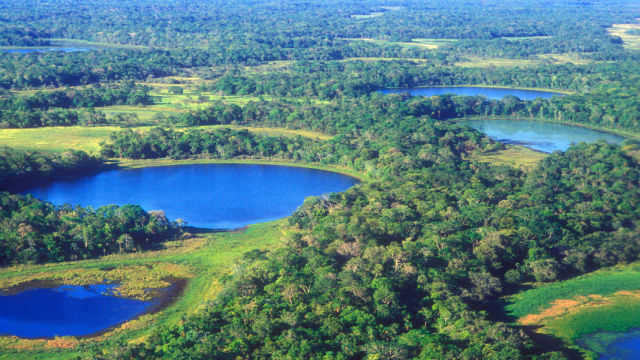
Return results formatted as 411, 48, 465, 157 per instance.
607, 24, 640, 51
0, 125, 330, 154
500, 263, 640, 358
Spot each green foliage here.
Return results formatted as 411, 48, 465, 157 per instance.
0, 193, 180, 264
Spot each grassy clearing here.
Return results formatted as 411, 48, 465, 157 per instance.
500, 263, 640, 358
115, 157, 368, 181
501, 36, 552, 41
537, 53, 607, 65
541, 292, 640, 340
47, 38, 151, 50
341, 57, 430, 62
411, 38, 458, 48
454, 54, 605, 68
340, 38, 447, 49
0, 124, 331, 154
504, 262, 640, 320
351, 12, 384, 19
454, 57, 541, 68
466, 145, 547, 169
607, 24, 640, 51
0, 220, 286, 359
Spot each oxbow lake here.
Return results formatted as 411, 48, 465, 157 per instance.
0, 285, 151, 338
459, 120, 627, 153
379, 86, 564, 100
22, 164, 360, 229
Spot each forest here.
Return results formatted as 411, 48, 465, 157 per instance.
0, 0, 639, 359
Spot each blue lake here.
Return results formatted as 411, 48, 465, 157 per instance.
22, 164, 360, 229
0, 285, 151, 338
459, 120, 627, 153
379, 86, 563, 100
1, 47, 96, 54
576, 329, 640, 360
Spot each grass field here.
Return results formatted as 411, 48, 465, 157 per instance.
500, 263, 640, 358
47, 38, 152, 50
0, 220, 285, 359
351, 12, 384, 19
504, 263, 640, 319
453, 54, 604, 68
501, 36, 552, 41
467, 145, 547, 169
340, 38, 453, 49
607, 24, 640, 51
0, 124, 331, 154
342, 57, 430, 62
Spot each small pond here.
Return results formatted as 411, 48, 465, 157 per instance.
576, 329, 640, 360
22, 164, 360, 229
378, 86, 564, 100
1, 47, 96, 54
459, 120, 627, 153
0, 285, 151, 338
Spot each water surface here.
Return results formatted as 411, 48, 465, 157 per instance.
379, 86, 563, 100
0, 285, 151, 338
460, 120, 626, 152
1, 47, 96, 54
576, 329, 640, 360
22, 164, 359, 229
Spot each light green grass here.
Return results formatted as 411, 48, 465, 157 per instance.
501, 36, 552, 41
504, 263, 640, 319
502, 263, 640, 358
115, 157, 368, 182
0, 220, 285, 359
341, 57, 430, 62
351, 12, 384, 19
47, 38, 151, 50
0, 125, 331, 154
454, 57, 541, 68
340, 38, 444, 49
453, 54, 606, 68
607, 25, 640, 51
466, 145, 547, 169
544, 295, 640, 340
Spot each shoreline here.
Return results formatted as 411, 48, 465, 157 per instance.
379, 84, 574, 95
4, 157, 368, 194
453, 117, 640, 140
0, 277, 187, 341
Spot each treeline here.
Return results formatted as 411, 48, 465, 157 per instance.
100, 128, 315, 161
0, 82, 152, 111
0, 193, 179, 264
0, 148, 102, 191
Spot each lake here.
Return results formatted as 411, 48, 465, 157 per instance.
22, 164, 360, 229
379, 86, 564, 100
0, 285, 151, 338
1, 47, 96, 54
459, 120, 627, 153
576, 329, 640, 360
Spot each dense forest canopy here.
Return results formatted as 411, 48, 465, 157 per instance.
0, 0, 639, 359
